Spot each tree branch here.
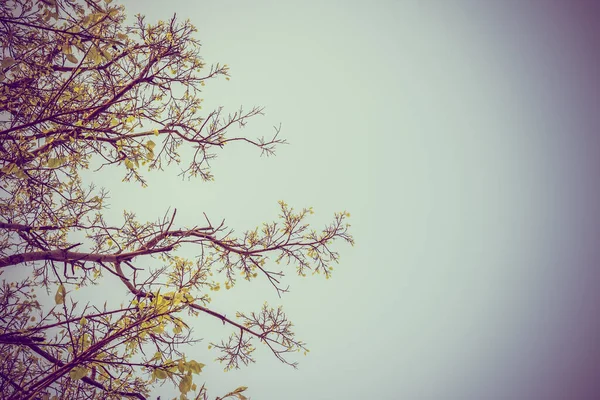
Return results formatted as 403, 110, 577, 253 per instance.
19, 342, 146, 400
0, 246, 172, 269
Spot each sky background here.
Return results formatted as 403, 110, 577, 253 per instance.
83, 1, 599, 399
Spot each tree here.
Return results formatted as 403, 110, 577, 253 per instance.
0, 0, 353, 399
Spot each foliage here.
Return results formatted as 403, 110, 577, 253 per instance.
0, 0, 353, 399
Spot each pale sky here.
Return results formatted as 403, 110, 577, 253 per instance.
73, 1, 600, 399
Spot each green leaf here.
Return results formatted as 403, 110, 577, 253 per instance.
69, 366, 88, 380
55, 284, 66, 305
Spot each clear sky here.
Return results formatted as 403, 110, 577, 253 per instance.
80, 1, 600, 399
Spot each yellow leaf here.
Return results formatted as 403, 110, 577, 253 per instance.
55, 284, 66, 305
178, 374, 192, 394
89, 46, 102, 65
2, 163, 27, 179
99, 46, 112, 60
79, 317, 87, 326
66, 54, 78, 64
153, 129, 159, 136
69, 366, 88, 380
154, 369, 168, 380
0, 57, 16, 69
152, 324, 164, 334
184, 293, 194, 302
0, 164, 14, 174
186, 360, 204, 374
47, 158, 60, 168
